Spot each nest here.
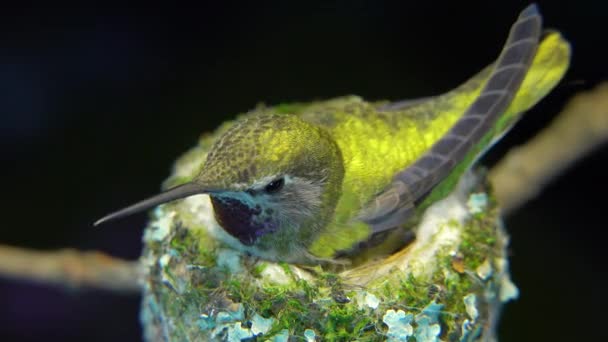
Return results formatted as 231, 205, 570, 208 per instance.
139, 171, 517, 341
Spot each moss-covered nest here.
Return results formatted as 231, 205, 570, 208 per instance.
142, 169, 517, 341
138, 146, 517, 342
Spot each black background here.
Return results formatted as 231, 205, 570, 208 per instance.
1, 1, 606, 341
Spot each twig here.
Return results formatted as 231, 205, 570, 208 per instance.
490, 82, 608, 213
0, 244, 141, 293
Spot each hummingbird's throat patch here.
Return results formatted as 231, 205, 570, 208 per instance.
210, 196, 277, 246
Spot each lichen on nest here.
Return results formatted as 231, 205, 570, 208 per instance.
139, 169, 517, 342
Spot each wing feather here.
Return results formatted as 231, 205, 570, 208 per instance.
360, 4, 543, 232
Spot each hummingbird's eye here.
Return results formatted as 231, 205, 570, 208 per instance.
264, 177, 285, 194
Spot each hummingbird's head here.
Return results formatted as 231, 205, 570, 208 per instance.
200, 114, 344, 248
95, 114, 344, 254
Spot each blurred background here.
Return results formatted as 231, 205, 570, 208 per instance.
1, 1, 606, 341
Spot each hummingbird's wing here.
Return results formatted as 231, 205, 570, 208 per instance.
360, 4, 542, 233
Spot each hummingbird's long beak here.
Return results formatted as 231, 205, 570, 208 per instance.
94, 182, 212, 226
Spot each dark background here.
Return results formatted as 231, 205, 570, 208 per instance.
1, 1, 606, 341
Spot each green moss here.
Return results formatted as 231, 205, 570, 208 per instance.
250, 262, 267, 278
142, 180, 510, 341
459, 202, 500, 271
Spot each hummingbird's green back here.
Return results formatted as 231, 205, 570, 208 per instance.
268, 30, 570, 257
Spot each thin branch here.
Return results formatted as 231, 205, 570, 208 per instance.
0, 244, 141, 293
490, 82, 608, 213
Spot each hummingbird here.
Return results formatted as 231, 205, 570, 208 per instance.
95, 4, 569, 264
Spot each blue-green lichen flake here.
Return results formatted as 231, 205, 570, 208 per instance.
144, 207, 172, 241
209, 305, 252, 341
271, 329, 290, 342
383, 309, 414, 341
216, 304, 245, 324
304, 328, 317, 342
414, 302, 443, 342
223, 322, 253, 341
216, 248, 243, 273
414, 316, 441, 342
463, 294, 478, 321
460, 319, 482, 342
365, 292, 380, 309
198, 314, 215, 331
250, 313, 274, 335
467, 193, 488, 214
500, 274, 520, 302
417, 301, 443, 324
